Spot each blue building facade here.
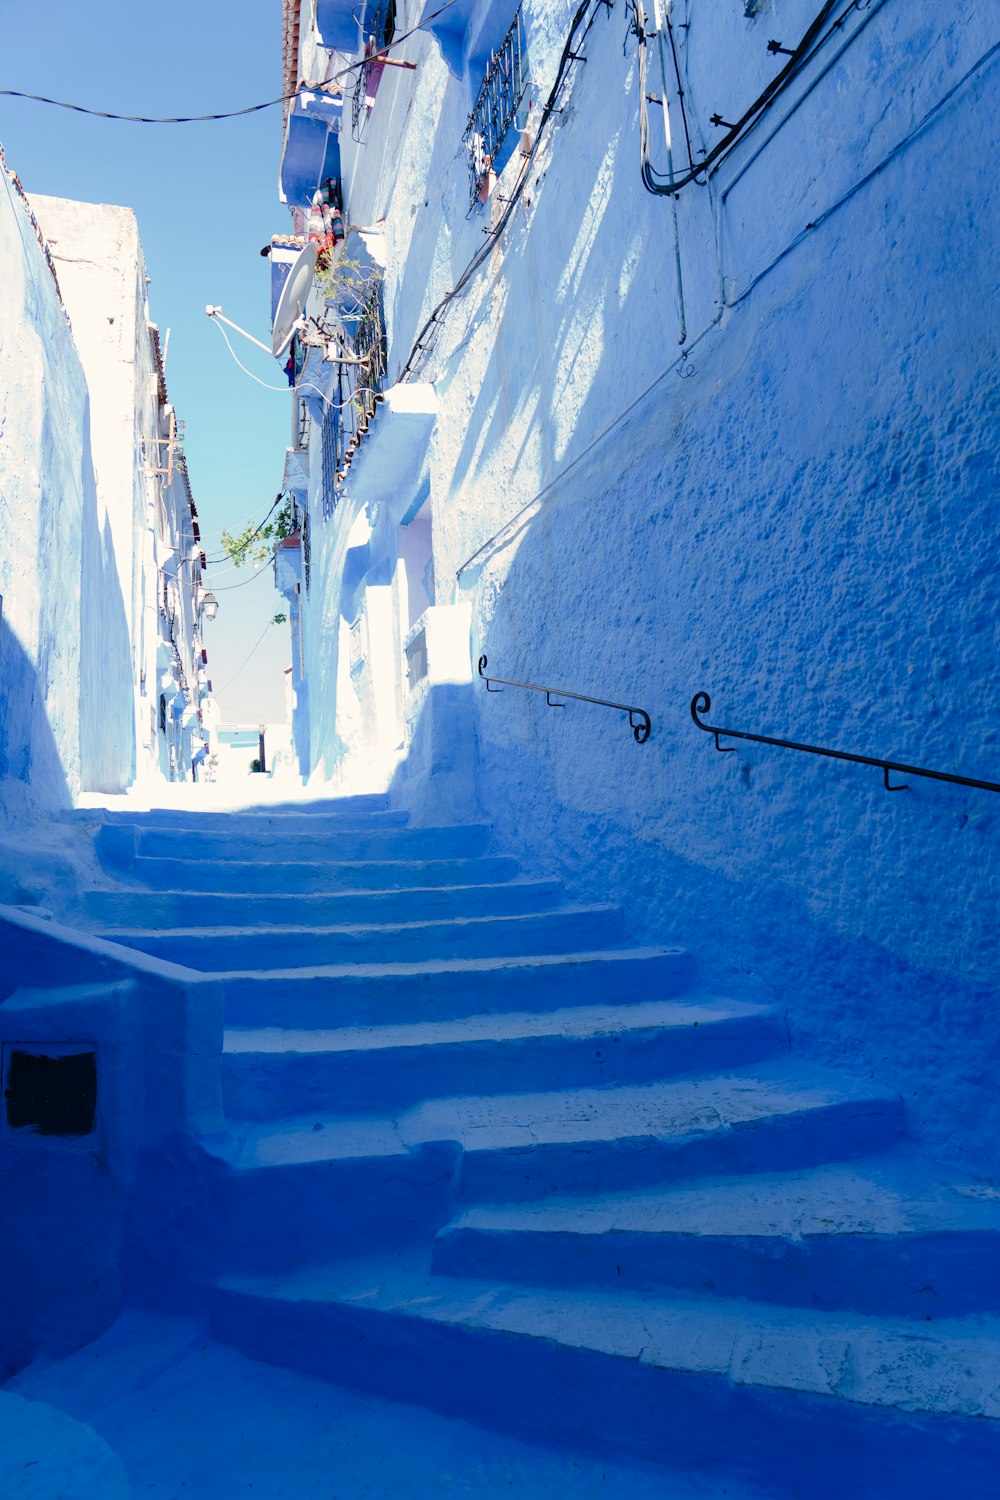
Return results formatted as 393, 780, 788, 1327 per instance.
276, 0, 1000, 1171
0, 4, 997, 1491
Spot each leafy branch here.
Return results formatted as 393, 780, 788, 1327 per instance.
316, 254, 383, 315
220, 498, 296, 569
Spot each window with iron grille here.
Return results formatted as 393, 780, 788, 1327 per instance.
321, 396, 342, 520
464, 5, 528, 209
319, 284, 388, 515
351, 0, 398, 139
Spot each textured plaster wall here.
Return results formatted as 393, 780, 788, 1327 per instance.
0, 904, 225, 1375
33, 193, 165, 786
320, 1, 1000, 1170
32, 198, 145, 626
0, 160, 134, 820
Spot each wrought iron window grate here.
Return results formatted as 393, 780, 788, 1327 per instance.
351, 0, 397, 139
321, 283, 388, 517
464, 6, 527, 209
321, 394, 342, 520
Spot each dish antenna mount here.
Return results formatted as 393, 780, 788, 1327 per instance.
270, 240, 319, 357
204, 240, 319, 362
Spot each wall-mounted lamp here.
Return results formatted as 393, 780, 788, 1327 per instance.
202, 591, 219, 622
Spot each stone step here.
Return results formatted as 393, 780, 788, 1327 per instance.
68, 793, 391, 824
221, 997, 786, 1120
206, 1123, 458, 1274
82, 878, 564, 930
433, 1156, 1000, 1316
123, 854, 523, 895
217, 1065, 903, 1265
209, 1255, 1000, 1497
97, 822, 493, 871
5, 1307, 779, 1500
398, 1062, 904, 1203
94, 794, 393, 831
99, 905, 627, 971
221, 947, 694, 1027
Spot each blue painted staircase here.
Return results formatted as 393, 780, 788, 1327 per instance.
84, 795, 1000, 1498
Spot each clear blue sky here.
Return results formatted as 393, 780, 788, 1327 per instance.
0, 0, 294, 723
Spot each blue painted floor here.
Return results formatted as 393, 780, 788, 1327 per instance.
4, 1312, 774, 1499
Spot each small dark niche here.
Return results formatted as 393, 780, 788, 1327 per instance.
4, 1048, 98, 1136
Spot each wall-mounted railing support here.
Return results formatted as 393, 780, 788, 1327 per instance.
478, 656, 651, 742
691, 691, 1000, 796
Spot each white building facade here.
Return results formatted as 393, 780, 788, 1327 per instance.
32, 194, 213, 788
0, 153, 210, 837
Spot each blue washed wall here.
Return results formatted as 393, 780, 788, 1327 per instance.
460, 5, 999, 1171
325, 2, 1000, 1170
0, 906, 225, 1374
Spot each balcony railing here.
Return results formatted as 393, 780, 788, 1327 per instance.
464, 6, 527, 208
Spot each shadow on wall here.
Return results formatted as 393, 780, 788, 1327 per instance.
388, 678, 479, 826
464, 272, 1000, 1176
78, 411, 134, 795
0, 611, 73, 825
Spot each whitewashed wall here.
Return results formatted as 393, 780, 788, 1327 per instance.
0, 156, 134, 817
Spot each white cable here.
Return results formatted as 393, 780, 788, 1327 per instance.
214, 621, 274, 695
210, 316, 378, 414
210, 316, 290, 390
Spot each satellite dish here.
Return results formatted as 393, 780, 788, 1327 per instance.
271, 240, 319, 358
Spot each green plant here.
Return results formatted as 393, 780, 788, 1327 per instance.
272, 612, 288, 625
221, 499, 296, 569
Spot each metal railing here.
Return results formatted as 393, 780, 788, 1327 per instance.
464, 6, 527, 208
478, 656, 651, 742
691, 691, 1000, 795
316, 285, 389, 511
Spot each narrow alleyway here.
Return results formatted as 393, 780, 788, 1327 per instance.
5, 793, 997, 1496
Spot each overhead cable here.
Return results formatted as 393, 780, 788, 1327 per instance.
0, 0, 461, 123
214, 621, 274, 696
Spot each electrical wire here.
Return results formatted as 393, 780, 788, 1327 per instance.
212, 493, 288, 566
214, 622, 274, 696
0, 0, 462, 123
211, 559, 275, 591
0, 87, 300, 125
635, 0, 874, 196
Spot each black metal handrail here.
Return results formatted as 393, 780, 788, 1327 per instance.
478, 656, 651, 743
691, 691, 1000, 795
